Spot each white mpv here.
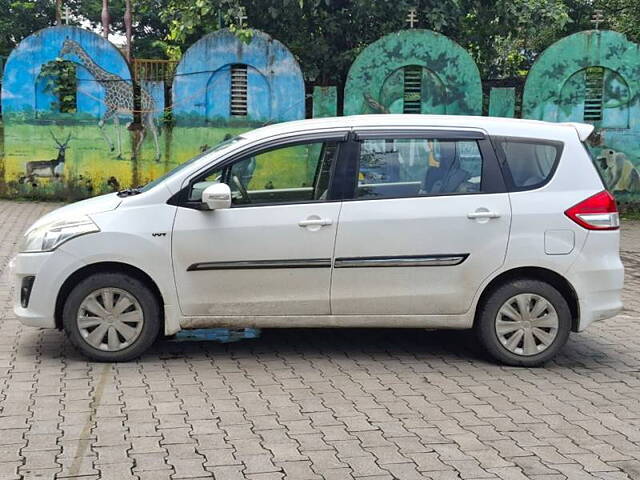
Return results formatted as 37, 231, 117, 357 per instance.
11, 115, 624, 366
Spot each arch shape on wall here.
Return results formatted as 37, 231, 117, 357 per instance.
343, 29, 483, 116
379, 65, 448, 114
556, 66, 630, 128
1, 25, 133, 122
522, 30, 640, 130
523, 30, 640, 201
172, 29, 305, 126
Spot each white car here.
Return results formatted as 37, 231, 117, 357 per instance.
11, 115, 623, 366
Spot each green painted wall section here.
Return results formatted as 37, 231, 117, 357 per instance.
312, 86, 337, 118
344, 30, 482, 116
489, 88, 516, 118
523, 30, 640, 197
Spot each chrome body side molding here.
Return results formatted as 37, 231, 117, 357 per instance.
187, 258, 332, 271
334, 254, 468, 268
188, 255, 468, 271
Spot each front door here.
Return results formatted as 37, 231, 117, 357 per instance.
331, 131, 511, 316
172, 137, 344, 317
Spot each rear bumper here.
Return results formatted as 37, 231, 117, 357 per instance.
566, 231, 624, 331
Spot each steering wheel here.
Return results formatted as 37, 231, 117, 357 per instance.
232, 175, 251, 204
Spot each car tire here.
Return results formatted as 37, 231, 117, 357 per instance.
475, 279, 571, 367
62, 272, 161, 362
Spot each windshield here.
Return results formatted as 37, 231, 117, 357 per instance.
139, 136, 244, 193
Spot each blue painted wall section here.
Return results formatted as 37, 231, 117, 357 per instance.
142, 80, 165, 121
172, 29, 305, 126
2, 26, 132, 121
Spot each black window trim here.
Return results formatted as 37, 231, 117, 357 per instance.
491, 135, 564, 192
339, 129, 507, 202
168, 130, 350, 209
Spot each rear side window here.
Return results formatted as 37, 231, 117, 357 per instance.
355, 138, 484, 200
495, 138, 562, 190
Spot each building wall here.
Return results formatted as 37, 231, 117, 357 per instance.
523, 30, 640, 201
1, 26, 639, 203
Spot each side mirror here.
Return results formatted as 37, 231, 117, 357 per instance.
202, 183, 232, 210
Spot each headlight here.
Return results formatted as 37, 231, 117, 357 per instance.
20, 216, 100, 253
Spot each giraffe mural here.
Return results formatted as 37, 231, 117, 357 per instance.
60, 39, 161, 161
1, 26, 144, 199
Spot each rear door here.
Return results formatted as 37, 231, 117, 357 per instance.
331, 129, 512, 316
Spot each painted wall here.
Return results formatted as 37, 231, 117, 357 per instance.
173, 29, 304, 126
1, 25, 640, 204
0, 26, 306, 199
523, 30, 640, 201
1, 26, 137, 199
152, 28, 306, 185
344, 30, 482, 116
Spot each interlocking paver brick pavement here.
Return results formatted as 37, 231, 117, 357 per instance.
1, 199, 640, 479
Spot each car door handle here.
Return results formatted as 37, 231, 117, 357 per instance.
467, 210, 501, 219
298, 218, 333, 227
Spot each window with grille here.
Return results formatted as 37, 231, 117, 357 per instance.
403, 65, 422, 114
230, 64, 248, 117
583, 66, 604, 122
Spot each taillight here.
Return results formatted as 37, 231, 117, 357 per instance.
565, 190, 619, 230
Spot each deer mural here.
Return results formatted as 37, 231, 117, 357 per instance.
19, 131, 71, 184
59, 39, 161, 161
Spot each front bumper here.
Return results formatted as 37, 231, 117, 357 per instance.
11, 249, 85, 329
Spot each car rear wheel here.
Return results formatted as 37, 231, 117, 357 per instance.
475, 279, 571, 367
62, 272, 161, 361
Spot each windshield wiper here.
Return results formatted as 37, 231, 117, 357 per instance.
117, 186, 143, 197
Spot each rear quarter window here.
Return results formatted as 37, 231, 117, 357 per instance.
494, 137, 563, 191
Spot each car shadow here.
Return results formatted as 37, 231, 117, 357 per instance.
155, 328, 485, 361
32, 325, 620, 369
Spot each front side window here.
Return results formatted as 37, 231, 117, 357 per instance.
496, 139, 562, 190
356, 138, 483, 200
189, 141, 339, 205
142, 136, 243, 193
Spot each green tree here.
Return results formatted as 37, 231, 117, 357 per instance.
0, 0, 172, 59
65, 0, 172, 58
0, 0, 56, 57
0, 0, 637, 83
159, 0, 604, 84
599, 0, 640, 43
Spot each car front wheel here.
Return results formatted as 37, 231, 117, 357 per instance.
475, 279, 571, 367
62, 272, 161, 361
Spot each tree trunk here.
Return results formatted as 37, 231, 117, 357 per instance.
55, 0, 62, 25
124, 0, 133, 61
101, 0, 110, 38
